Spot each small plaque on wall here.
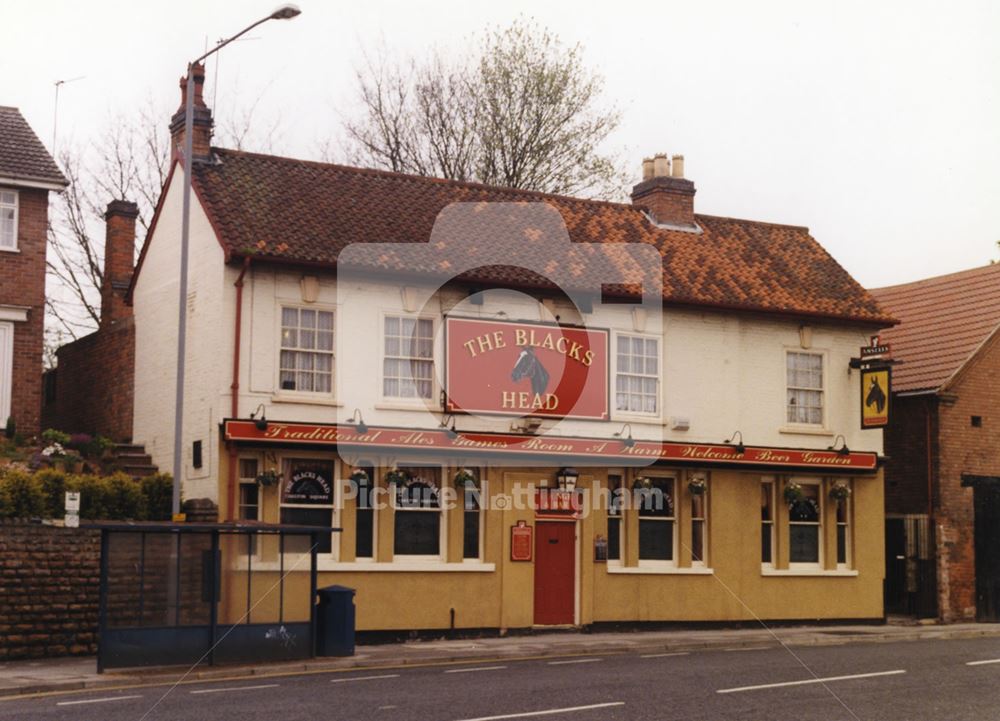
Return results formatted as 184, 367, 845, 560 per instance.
511, 521, 533, 562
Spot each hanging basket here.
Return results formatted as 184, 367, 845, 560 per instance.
349, 468, 370, 487
384, 468, 410, 486
783, 482, 804, 505
688, 478, 707, 495
829, 482, 851, 502
256, 469, 282, 487
454, 468, 477, 487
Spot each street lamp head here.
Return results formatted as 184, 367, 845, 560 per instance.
270, 3, 302, 19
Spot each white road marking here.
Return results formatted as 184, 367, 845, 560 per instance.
546, 658, 603, 666
190, 683, 280, 695
640, 652, 690, 658
455, 701, 626, 720
717, 669, 906, 694
445, 665, 508, 673
967, 658, 1000, 666
330, 673, 400, 683
56, 694, 143, 706
725, 646, 772, 652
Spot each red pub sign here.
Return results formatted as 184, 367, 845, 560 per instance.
445, 317, 609, 420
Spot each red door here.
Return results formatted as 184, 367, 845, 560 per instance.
534, 521, 576, 625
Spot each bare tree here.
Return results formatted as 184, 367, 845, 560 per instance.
342, 19, 627, 199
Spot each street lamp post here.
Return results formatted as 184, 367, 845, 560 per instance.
172, 4, 301, 517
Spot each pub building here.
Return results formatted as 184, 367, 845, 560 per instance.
128, 66, 895, 634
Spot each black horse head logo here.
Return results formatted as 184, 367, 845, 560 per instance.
511, 346, 550, 395
866, 376, 887, 413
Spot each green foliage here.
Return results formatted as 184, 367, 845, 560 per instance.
41, 429, 72, 446
103, 473, 145, 520
0, 469, 46, 519
4, 416, 14, 440
141, 473, 173, 521
34, 468, 68, 518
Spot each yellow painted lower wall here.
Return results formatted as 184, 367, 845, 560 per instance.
217, 454, 885, 631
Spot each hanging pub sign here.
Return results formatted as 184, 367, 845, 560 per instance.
282, 462, 334, 504
860, 334, 891, 359
860, 366, 891, 429
445, 317, 609, 420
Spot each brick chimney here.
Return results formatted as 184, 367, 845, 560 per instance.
169, 62, 213, 162
101, 200, 139, 328
630, 153, 697, 228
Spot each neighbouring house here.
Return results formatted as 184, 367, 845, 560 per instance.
128, 64, 894, 635
42, 199, 138, 441
0, 106, 68, 437
872, 263, 1000, 622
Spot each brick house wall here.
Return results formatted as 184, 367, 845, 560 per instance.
0, 188, 49, 437
934, 330, 1000, 621
883, 394, 938, 516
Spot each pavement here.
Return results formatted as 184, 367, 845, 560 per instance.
2, 619, 1000, 700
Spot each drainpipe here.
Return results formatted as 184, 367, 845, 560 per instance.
227, 257, 252, 521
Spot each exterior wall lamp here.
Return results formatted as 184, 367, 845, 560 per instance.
828, 434, 851, 456
724, 430, 745, 455
249, 403, 268, 431
347, 408, 368, 435
614, 423, 635, 448
557, 467, 580, 491
439, 415, 459, 439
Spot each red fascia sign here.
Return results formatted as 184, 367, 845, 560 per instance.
511, 521, 533, 562
224, 420, 879, 472
445, 317, 609, 420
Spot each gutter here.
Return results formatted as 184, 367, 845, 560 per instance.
226, 257, 252, 521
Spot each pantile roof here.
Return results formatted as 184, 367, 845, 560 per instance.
870, 263, 1000, 393
180, 148, 891, 325
0, 107, 67, 187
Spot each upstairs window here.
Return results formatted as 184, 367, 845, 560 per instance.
786, 352, 823, 425
383, 316, 434, 399
0, 190, 17, 250
280, 307, 334, 393
616, 335, 659, 414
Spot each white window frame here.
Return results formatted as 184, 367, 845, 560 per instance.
784, 350, 827, 429
688, 472, 708, 567
612, 331, 662, 420
833, 478, 852, 570
275, 304, 336, 399
278, 454, 340, 561
606, 469, 625, 568
0, 189, 18, 251
0, 321, 12, 426
760, 476, 776, 570
351, 460, 379, 562
378, 312, 437, 407
787, 477, 823, 570
391, 465, 446, 562
636, 473, 678, 569
459, 467, 486, 563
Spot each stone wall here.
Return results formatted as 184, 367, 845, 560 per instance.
0, 520, 100, 659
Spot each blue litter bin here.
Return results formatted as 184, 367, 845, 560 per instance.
315, 585, 355, 656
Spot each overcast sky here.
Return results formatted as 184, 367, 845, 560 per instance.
3, 0, 998, 288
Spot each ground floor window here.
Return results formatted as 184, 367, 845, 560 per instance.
690, 476, 707, 564
607, 472, 623, 562
280, 458, 336, 555
788, 480, 821, 566
834, 480, 851, 567
353, 461, 376, 559
460, 469, 483, 560
393, 466, 442, 557
636, 475, 675, 562
761, 479, 774, 565
238, 458, 260, 521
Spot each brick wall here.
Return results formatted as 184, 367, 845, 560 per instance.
0, 188, 49, 436
935, 331, 1000, 621
42, 320, 135, 441
0, 520, 100, 659
883, 394, 938, 515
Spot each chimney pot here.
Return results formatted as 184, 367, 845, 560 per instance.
671, 154, 685, 178
652, 153, 670, 178
169, 62, 214, 163
641, 158, 654, 181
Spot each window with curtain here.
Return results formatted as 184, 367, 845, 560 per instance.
393, 467, 442, 557
636, 476, 674, 562
786, 351, 823, 425
616, 335, 659, 414
788, 482, 821, 565
0, 190, 17, 250
383, 316, 434, 399
279, 307, 334, 393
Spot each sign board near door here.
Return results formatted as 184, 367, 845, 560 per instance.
511, 521, 533, 561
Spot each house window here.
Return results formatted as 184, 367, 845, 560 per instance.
636, 476, 674, 562
353, 461, 376, 560
761, 479, 774, 565
279, 307, 334, 393
393, 467, 442, 557
462, 469, 483, 560
279, 459, 336, 555
383, 316, 434, 399
616, 335, 659, 414
835, 482, 851, 567
0, 190, 17, 250
690, 480, 707, 564
786, 351, 823, 425
237, 458, 260, 521
607, 473, 623, 562
788, 481, 821, 566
